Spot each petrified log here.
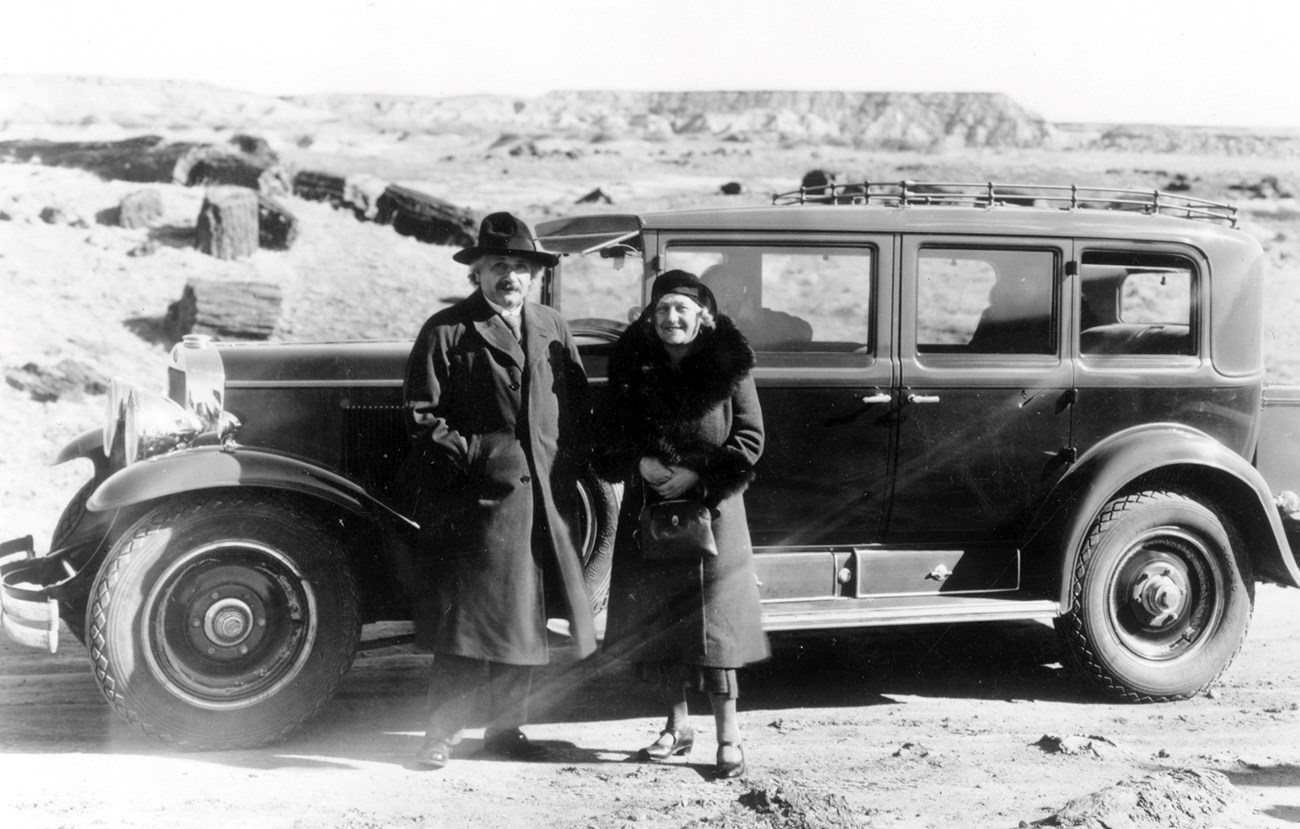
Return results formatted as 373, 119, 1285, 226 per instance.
119, 189, 163, 229
195, 186, 258, 260
0, 135, 193, 182
576, 187, 612, 204
0, 136, 290, 191
256, 193, 298, 250
165, 279, 283, 341
293, 169, 346, 204
229, 134, 278, 164
174, 145, 265, 189
374, 184, 478, 246
800, 169, 836, 202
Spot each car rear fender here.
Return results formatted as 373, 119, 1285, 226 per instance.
1028, 424, 1300, 605
85, 445, 418, 534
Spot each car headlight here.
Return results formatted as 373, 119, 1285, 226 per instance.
103, 377, 131, 458
123, 387, 204, 465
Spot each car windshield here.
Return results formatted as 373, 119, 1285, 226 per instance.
553, 248, 645, 335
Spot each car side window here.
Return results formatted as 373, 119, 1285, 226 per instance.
1079, 251, 1196, 357
916, 248, 1057, 354
665, 245, 873, 354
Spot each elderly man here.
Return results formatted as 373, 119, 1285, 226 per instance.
402, 211, 595, 769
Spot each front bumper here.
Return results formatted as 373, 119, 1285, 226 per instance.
0, 536, 66, 653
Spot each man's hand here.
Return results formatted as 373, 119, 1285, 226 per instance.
409, 400, 437, 427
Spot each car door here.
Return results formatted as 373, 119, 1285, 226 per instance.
889, 237, 1074, 583
658, 233, 895, 601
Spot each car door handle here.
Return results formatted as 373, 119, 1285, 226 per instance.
860, 393, 891, 405
907, 393, 941, 404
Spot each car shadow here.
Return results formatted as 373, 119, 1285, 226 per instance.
0, 617, 1079, 768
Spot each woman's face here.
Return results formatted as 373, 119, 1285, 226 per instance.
653, 293, 704, 347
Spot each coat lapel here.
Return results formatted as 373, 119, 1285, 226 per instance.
520, 304, 548, 368
471, 298, 525, 366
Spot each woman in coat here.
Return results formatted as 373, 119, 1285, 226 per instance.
594, 270, 768, 779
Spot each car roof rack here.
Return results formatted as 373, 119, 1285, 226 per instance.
771, 181, 1239, 227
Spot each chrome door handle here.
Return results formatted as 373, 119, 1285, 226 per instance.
907, 393, 941, 404
860, 393, 891, 405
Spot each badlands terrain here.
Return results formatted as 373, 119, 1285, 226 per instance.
0, 77, 1299, 828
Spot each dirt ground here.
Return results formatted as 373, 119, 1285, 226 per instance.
1, 589, 1298, 829
2, 135, 1300, 828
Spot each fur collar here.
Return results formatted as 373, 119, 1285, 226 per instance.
607, 315, 755, 422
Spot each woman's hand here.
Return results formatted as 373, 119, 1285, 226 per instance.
652, 465, 701, 499
639, 456, 673, 485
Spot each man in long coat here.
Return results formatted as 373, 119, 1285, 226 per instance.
402, 212, 595, 769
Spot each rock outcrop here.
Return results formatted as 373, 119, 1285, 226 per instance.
3, 75, 1297, 157
293, 89, 1058, 150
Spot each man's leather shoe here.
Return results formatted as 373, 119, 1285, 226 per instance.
415, 735, 452, 769
482, 728, 549, 760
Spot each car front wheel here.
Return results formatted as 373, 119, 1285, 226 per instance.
87, 492, 360, 750
1055, 489, 1253, 702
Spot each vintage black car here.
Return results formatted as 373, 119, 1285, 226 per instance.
6, 181, 1300, 750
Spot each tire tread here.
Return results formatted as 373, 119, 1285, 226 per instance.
1057, 489, 1252, 703
87, 492, 360, 751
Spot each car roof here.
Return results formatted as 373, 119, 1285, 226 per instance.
535, 183, 1249, 255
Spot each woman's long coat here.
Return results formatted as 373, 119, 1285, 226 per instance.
399, 290, 595, 665
594, 315, 769, 669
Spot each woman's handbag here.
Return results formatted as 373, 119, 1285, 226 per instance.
637, 498, 718, 560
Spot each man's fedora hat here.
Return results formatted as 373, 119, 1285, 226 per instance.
453, 212, 559, 267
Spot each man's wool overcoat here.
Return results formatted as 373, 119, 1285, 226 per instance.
594, 314, 770, 670
400, 290, 595, 665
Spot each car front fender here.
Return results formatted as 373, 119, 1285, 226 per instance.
1034, 424, 1300, 602
53, 428, 109, 474
86, 445, 418, 532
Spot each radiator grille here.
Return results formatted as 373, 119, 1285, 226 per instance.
340, 402, 408, 498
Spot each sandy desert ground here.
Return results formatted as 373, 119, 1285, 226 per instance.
2, 118, 1300, 829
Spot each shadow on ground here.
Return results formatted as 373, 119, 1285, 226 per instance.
0, 616, 1077, 769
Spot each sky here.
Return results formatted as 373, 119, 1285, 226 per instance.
3, 0, 1298, 129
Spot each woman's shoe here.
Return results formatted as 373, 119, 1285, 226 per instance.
636, 727, 695, 762
715, 742, 745, 779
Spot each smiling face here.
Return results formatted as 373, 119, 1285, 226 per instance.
474, 254, 539, 310
653, 292, 706, 348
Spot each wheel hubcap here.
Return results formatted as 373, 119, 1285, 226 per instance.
1131, 566, 1187, 627
1109, 527, 1224, 661
203, 598, 254, 648
144, 541, 318, 710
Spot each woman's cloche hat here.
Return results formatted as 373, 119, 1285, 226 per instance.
453, 211, 559, 268
650, 269, 718, 317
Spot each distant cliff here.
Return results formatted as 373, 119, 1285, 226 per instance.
291, 89, 1058, 151
2, 76, 1297, 156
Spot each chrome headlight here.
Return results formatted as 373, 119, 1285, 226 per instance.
103, 377, 131, 458
123, 388, 204, 465
172, 334, 225, 432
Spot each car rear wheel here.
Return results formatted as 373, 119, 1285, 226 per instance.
1055, 489, 1252, 702
87, 491, 360, 750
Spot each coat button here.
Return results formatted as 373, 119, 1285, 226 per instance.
509, 382, 520, 390
520, 474, 531, 484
